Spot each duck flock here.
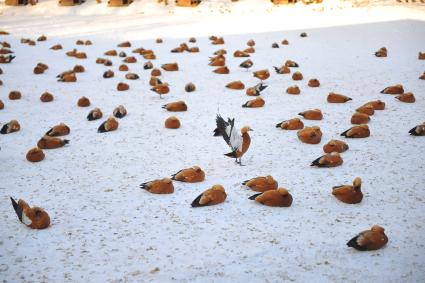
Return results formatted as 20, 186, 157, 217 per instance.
1, 24, 424, 278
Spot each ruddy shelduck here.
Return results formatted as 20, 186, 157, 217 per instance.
185, 82, 196, 92
274, 65, 290, 74
395, 92, 415, 103
165, 116, 181, 129
419, 52, 425, 60
249, 188, 293, 207
233, 50, 250, 57
161, 63, 179, 71
1, 120, 20, 134
242, 176, 278, 192
242, 97, 265, 108
363, 100, 385, 110
356, 105, 374, 116
151, 83, 169, 98
26, 147, 45, 162
45, 123, 70, 137
298, 109, 323, 120
381, 84, 404, 94
276, 118, 304, 130
308, 78, 320, 87
162, 101, 187, 112
140, 178, 174, 194
213, 66, 230, 74
239, 59, 253, 71
98, 117, 119, 133
311, 152, 343, 168
37, 136, 69, 149
351, 112, 370, 125
409, 123, 425, 136
9, 90, 21, 100
40, 92, 54, 102
119, 64, 129, 72
341, 124, 370, 138
292, 71, 303, 81
113, 105, 127, 118
10, 198, 50, 229
286, 85, 300, 95
297, 126, 322, 144
246, 82, 267, 96
216, 115, 252, 165
323, 139, 349, 153
87, 107, 103, 121
118, 41, 131, 47
375, 47, 387, 57
171, 166, 205, 183
347, 225, 388, 251
77, 96, 90, 107
191, 185, 226, 207
327, 92, 352, 103
332, 177, 363, 204
125, 73, 139, 80
285, 60, 299, 67
117, 82, 129, 91
226, 81, 245, 90
253, 69, 270, 81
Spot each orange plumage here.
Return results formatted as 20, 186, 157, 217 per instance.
37, 136, 69, 149
26, 147, 45, 162
323, 139, 349, 153
140, 178, 174, 194
162, 101, 187, 112
191, 185, 227, 207
45, 123, 70, 137
351, 112, 370, 124
10, 198, 50, 229
171, 166, 205, 183
242, 176, 278, 192
395, 92, 415, 103
297, 126, 322, 144
347, 225, 388, 251
311, 152, 343, 167
298, 109, 323, 120
341, 124, 370, 138
332, 177, 363, 204
249, 188, 293, 207
327, 92, 352, 103
276, 118, 304, 130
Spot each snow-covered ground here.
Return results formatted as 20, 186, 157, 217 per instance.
1, 1, 425, 282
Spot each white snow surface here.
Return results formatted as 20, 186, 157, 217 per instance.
1, 1, 425, 282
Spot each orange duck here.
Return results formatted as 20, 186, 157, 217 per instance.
363, 100, 385, 110
98, 117, 119, 133
226, 81, 245, 90
171, 166, 205, 183
242, 176, 278, 192
151, 83, 169, 98
0, 55, 15, 64
216, 115, 252, 165
113, 105, 127, 118
26, 147, 45, 162
323, 139, 349, 153
381, 84, 404, 94
292, 71, 303, 81
58, 72, 76, 82
274, 65, 290, 74
246, 82, 267, 96
395, 92, 415, 103
249, 188, 293, 207
9, 91, 21, 100
37, 136, 69, 149
213, 66, 230, 74
375, 47, 387, 57
308, 78, 320, 87
234, 50, 250, 57
298, 109, 323, 120
409, 123, 425, 136
327, 92, 352, 103
162, 101, 187, 112
351, 112, 370, 125
10, 198, 50, 229
117, 82, 129, 91
276, 118, 304, 130
1, 120, 20, 134
140, 178, 174, 194
242, 97, 265, 108
40, 92, 54, 102
297, 126, 322, 144
286, 85, 300, 95
185, 82, 196, 92
77, 96, 90, 107
311, 152, 343, 168
87, 107, 103, 121
45, 123, 70, 136
341, 124, 370, 138
253, 69, 270, 81
191, 185, 227, 207
356, 105, 374, 116
347, 225, 388, 251
161, 63, 179, 71
165, 116, 181, 129
332, 177, 363, 204
285, 60, 299, 67
239, 59, 253, 71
